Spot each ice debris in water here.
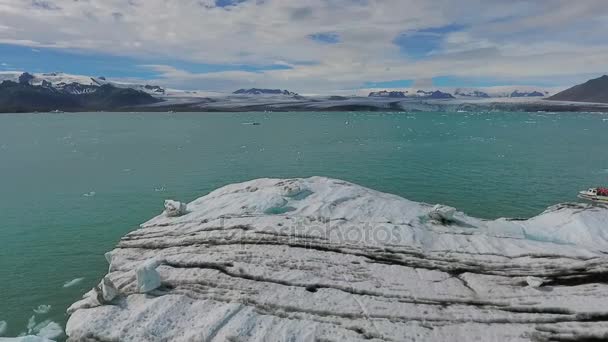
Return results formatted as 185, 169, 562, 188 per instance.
0, 320, 7, 336
35, 322, 63, 340
526, 276, 545, 288
32, 305, 50, 315
21, 315, 63, 341
428, 204, 456, 222
136, 259, 162, 293
164, 200, 187, 217
63, 278, 84, 288
2, 336, 52, 342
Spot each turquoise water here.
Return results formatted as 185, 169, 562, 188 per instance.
1, 111, 607, 338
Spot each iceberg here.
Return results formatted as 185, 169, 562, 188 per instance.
66, 177, 608, 341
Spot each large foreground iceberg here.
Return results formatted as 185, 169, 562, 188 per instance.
66, 177, 608, 341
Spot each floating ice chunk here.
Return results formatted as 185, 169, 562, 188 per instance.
429, 204, 456, 222
63, 278, 84, 288
33, 305, 51, 315
164, 200, 187, 217
526, 276, 545, 288
34, 321, 63, 340
26, 316, 36, 332
0, 320, 7, 336
101, 277, 119, 302
136, 259, 162, 293
1, 337, 53, 342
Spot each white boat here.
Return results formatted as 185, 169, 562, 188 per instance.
578, 188, 608, 203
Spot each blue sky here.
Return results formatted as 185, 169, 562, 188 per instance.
0, 44, 291, 79
0, 0, 607, 92
393, 24, 466, 59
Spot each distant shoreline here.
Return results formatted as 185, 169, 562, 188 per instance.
3, 98, 608, 114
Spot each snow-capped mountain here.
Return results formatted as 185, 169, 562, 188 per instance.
233, 88, 298, 96
415, 90, 455, 99
0, 71, 167, 96
454, 88, 490, 98
368, 90, 408, 98
510, 90, 547, 97
0, 71, 161, 112
368, 89, 454, 99
361, 86, 555, 99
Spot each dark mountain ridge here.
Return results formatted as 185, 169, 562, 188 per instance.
0, 80, 160, 113
233, 88, 298, 96
547, 75, 608, 103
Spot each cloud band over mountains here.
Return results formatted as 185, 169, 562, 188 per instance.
0, 0, 607, 92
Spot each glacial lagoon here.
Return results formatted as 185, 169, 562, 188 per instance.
1, 111, 607, 338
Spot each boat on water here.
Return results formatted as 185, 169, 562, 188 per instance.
578, 187, 608, 203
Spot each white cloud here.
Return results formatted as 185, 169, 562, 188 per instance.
0, 0, 607, 91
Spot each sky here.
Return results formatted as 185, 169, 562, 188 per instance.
0, 0, 607, 93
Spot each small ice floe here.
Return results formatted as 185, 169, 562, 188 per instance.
63, 278, 85, 288
526, 276, 545, 288
154, 186, 166, 192
35, 321, 63, 340
83, 191, 96, 198
0, 320, 7, 336
428, 204, 456, 223
136, 259, 162, 293
164, 200, 187, 217
33, 305, 51, 315
21, 315, 63, 340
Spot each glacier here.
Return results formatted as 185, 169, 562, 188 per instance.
65, 177, 608, 341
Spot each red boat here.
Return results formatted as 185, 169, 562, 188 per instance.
579, 187, 608, 203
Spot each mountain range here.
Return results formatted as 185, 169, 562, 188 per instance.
233, 88, 298, 96
0, 72, 160, 112
1, 71, 608, 112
